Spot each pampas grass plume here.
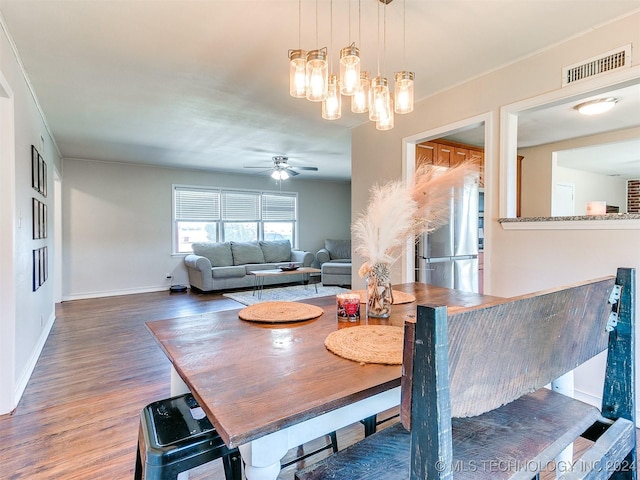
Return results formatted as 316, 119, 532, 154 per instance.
353, 158, 479, 275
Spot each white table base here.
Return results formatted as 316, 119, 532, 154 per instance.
171, 366, 401, 480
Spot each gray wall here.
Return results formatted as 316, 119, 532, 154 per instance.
61, 158, 351, 299
1, 18, 61, 413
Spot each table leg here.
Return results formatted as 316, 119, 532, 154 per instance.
257, 276, 264, 299
239, 431, 289, 480
237, 387, 401, 480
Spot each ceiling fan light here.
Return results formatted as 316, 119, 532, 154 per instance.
369, 76, 390, 122
574, 97, 617, 116
351, 71, 370, 113
271, 169, 290, 180
305, 48, 328, 102
288, 49, 308, 98
322, 75, 342, 120
394, 71, 414, 114
339, 43, 360, 96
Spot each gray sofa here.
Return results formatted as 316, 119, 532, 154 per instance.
316, 239, 352, 286
184, 240, 314, 292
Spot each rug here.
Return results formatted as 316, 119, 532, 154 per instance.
223, 284, 351, 306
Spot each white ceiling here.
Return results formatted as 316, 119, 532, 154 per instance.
1, 0, 639, 181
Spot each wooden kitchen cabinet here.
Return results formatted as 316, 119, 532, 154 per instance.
416, 142, 436, 168
435, 144, 453, 167
416, 139, 485, 187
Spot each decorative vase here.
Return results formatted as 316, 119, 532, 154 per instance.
365, 263, 393, 319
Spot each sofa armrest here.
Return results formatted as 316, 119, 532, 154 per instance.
184, 254, 213, 291
184, 254, 211, 272
291, 250, 314, 267
316, 248, 331, 266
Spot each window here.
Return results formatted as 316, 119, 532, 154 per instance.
174, 186, 297, 253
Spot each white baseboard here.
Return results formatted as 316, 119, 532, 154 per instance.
13, 311, 55, 408
62, 285, 170, 301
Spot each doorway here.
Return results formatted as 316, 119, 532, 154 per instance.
552, 183, 575, 216
402, 112, 493, 293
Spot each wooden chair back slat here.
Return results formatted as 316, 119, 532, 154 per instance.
402, 275, 616, 426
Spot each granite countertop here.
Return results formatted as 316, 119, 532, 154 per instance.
499, 214, 640, 222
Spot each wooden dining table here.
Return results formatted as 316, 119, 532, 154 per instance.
146, 282, 504, 480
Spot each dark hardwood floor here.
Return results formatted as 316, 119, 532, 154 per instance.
0, 289, 635, 479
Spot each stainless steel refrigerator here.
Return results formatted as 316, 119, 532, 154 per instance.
416, 182, 480, 292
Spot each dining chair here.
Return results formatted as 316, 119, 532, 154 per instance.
134, 393, 242, 480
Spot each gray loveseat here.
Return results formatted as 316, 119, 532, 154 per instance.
316, 239, 352, 286
184, 240, 314, 292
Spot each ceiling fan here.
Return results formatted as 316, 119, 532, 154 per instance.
244, 156, 318, 180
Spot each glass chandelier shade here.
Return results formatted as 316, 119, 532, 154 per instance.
305, 48, 328, 102
339, 43, 361, 96
288, 49, 308, 98
322, 75, 342, 120
351, 71, 370, 113
376, 94, 394, 130
369, 76, 390, 122
394, 71, 414, 114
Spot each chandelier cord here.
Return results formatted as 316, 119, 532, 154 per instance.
358, 0, 361, 49
403, 0, 406, 68
298, 0, 301, 48
330, 0, 333, 74
376, 0, 380, 77
383, 0, 387, 77
315, 0, 319, 48
348, 0, 351, 43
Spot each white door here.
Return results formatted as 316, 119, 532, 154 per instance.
552, 183, 575, 216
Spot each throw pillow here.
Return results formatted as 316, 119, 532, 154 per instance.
231, 241, 266, 265
192, 242, 233, 267
260, 240, 292, 263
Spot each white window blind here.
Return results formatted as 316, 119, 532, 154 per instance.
175, 188, 220, 221
262, 193, 296, 221
222, 191, 260, 221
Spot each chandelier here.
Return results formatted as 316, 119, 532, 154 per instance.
288, 0, 414, 131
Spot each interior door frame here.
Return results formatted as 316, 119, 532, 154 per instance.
401, 111, 494, 293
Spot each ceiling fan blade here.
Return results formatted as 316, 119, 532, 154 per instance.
285, 168, 300, 176
291, 166, 318, 171
244, 165, 271, 168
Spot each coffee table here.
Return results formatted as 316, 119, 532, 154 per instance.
248, 267, 322, 298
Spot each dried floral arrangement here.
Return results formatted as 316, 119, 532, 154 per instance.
352, 160, 480, 315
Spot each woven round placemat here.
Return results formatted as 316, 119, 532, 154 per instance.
238, 301, 324, 323
353, 289, 416, 305
325, 325, 404, 365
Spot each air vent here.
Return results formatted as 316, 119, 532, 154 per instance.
562, 45, 631, 86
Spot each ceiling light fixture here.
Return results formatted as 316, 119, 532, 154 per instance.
271, 169, 289, 181
370, 0, 391, 123
288, 0, 307, 98
288, 0, 413, 131
394, 0, 414, 114
574, 97, 618, 115
339, 1, 360, 95
322, 0, 342, 119
377, 93, 395, 130
306, 0, 328, 102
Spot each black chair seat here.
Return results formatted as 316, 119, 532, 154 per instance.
134, 393, 242, 480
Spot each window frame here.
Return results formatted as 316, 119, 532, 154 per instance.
173, 185, 299, 254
